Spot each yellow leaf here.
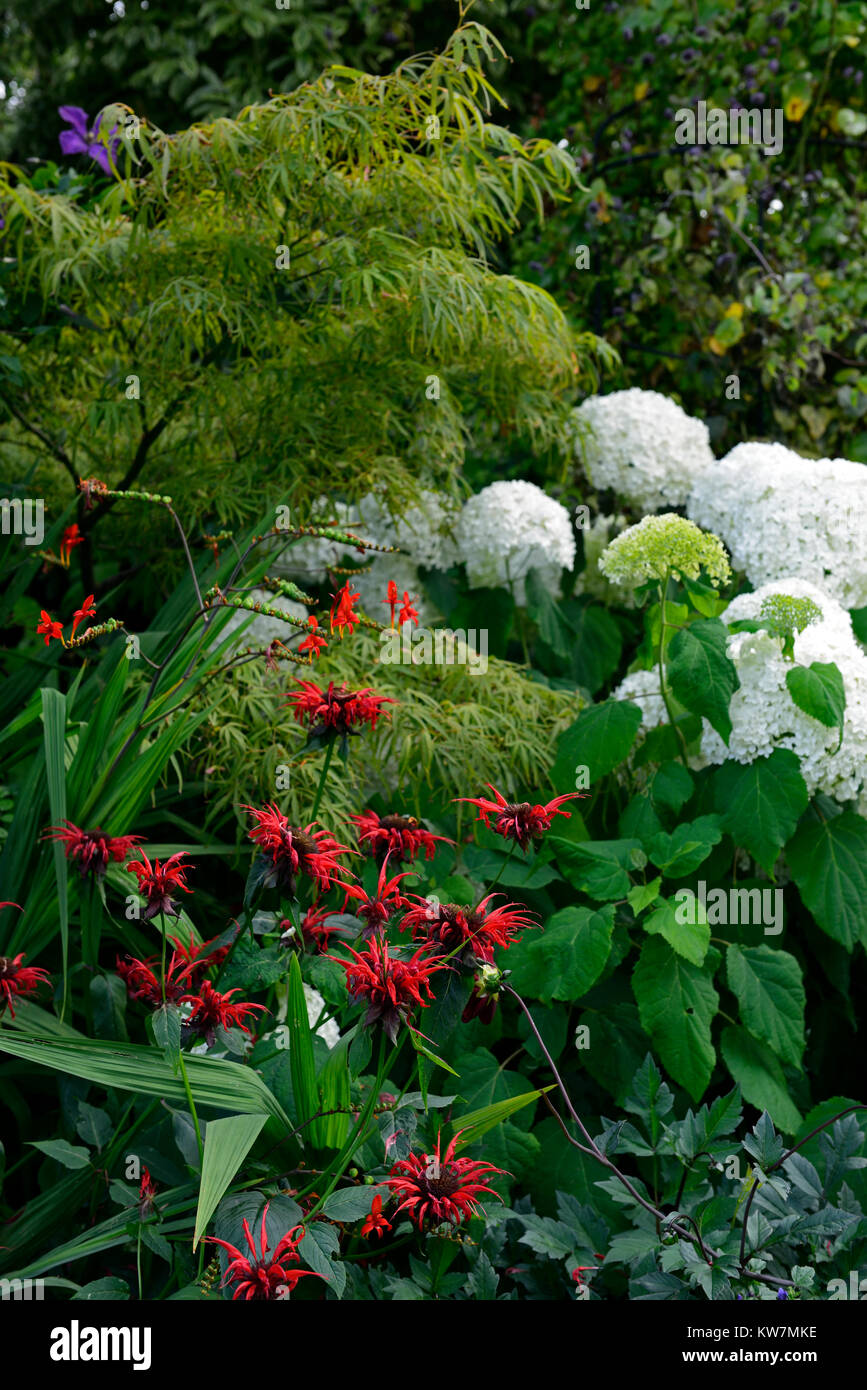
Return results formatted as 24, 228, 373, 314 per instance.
707, 336, 727, 356
785, 95, 810, 122
634, 81, 650, 102
843, 34, 859, 47
724, 302, 744, 319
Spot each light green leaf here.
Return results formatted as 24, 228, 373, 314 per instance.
193, 1113, 268, 1249
786, 661, 845, 738
643, 896, 710, 967
506, 904, 615, 1004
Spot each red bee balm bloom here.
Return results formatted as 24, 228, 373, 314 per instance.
285, 679, 395, 738
181, 979, 267, 1046
36, 610, 64, 646
342, 854, 417, 936
387, 1132, 505, 1231
243, 803, 355, 897
455, 784, 586, 852
351, 810, 453, 866
329, 581, 361, 639
329, 935, 448, 1043
360, 1194, 392, 1240
45, 821, 142, 881
208, 1203, 320, 1301
116, 951, 191, 1007
139, 1168, 158, 1218
126, 850, 193, 920
401, 893, 536, 965
0, 953, 51, 1018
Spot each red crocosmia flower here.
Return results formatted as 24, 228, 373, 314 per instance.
329, 581, 362, 639
397, 591, 419, 627
387, 1131, 506, 1231
181, 979, 267, 1047
36, 610, 64, 646
208, 1203, 320, 1301
329, 935, 448, 1044
44, 821, 143, 881
70, 593, 96, 638
79, 477, 109, 510
298, 614, 328, 659
243, 803, 356, 897
454, 784, 587, 852
0, 953, 51, 1018
401, 892, 536, 965
126, 850, 193, 920
139, 1167, 158, 1218
60, 524, 84, 566
285, 679, 395, 738
351, 809, 453, 866
116, 948, 193, 1007
342, 854, 417, 937
360, 1193, 392, 1240
383, 580, 399, 629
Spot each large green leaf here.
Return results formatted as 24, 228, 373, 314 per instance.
642, 896, 709, 967
449, 1085, 554, 1148
787, 812, 867, 951
647, 815, 722, 877
287, 954, 322, 1146
632, 940, 720, 1101
712, 749, 808, 876
193, 1113, 268, 1249
507, 904, 615, 1005
550, 699, 643, 790
551, 838, 643, 900
785, 661, 845, 736
668, 619, 739, 742
41, 687, 69, 1015
725, 944, 805, 1067
719, 1026, 802, 1133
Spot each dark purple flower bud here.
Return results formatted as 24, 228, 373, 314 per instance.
682, 48, 698, 63
622, 25, 634, 40
695, 24, 709, 37
768, 58, 780, 72
656, 32, 672, 46
641, 51, 655, 66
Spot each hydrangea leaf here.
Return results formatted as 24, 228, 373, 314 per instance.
787, 812, 867, 951
725, 944, 806, 1067
720, 1026, 802, 1133
668, 619, 740, 742
785, 661, 846, 738
712, 749, 809, 876
506, 904, 615, 1004
632, 940, 720, 1101
550, 699, 643, 789
643, 896, 710, 967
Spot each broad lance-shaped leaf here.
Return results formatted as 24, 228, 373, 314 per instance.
787, 811, 867, 951
449, 1085, 555, 1150
193, 1113, 268, 1249
667, 618, 739, 743
286, 954, 322, 1146
632, 940, 720, 1102
41, 687, 69, 1016
712, 749, 808, 877
0, 1033, 292, 1129
725, 944, 805, 1067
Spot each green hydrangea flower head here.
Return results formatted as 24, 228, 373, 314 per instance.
598, 513, 731, 588
759, 593, 823, 636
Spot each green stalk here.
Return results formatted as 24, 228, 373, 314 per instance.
657, 573, 689, 766
177, 1049, 205, 1167
310, 736, 337, 822
301, 1031, 396, 1217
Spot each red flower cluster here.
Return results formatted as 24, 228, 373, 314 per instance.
36, 594, 97, 646
351, 809, 452, 866
209, 1203, 320, 1301
382, 581, 419, 629
60, 524, 84, 567
285, 679, 395, 738
455, 784, 586, 852
243, 803, 355, 897
329, 935, 448, 1044
116, 932, 229, 1007
401, 892, 536, 965
387, 1131, 505, 1231
126, 850, 193, 920
329, 581, 362, 639
182, 979, 267, 1047
342, 855, 416, 937
298, 615, 327, 659
139, 1168, 158, 1219
45, 820, 142, 881
360, 1194, 391, 1240
0, 951, 51, 1018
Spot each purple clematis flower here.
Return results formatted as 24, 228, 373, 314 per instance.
58, 106, 120, 176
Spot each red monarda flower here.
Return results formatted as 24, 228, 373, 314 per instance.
455, 784, 586, 851
0, 953, 51, 1018
71, 593, 96, 638
181, 979, 267, 1047
351, 810, 453, 866
60, 524, 84, 566
286, 903, 338, 953
329, 581, 361, 639
298, 614, 327, 659
45, 821, 142, 881
169, 930, 232, 983
401, 892, 536, 965
126, 850, 193, 920
342, 855, 417, 937
116, 947, 193, 1007
208, 1203, 319, 1301
285, 679, 395, 738
243, 803, 355, 897
360, 1194, 392, 1240
387, 1132, 505, 1231
139, 1167, 158, 1218
36, 610, 64, 646
329, 935, 448, 1044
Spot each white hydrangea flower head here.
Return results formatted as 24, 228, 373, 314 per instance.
700, 577, 867, 802
598, 513, 731, 588
210, 588, 308, 654
266, 499, 357, 585
303, 983, 339, 1049
573, 388, 716, 512
355, 489, 461, 571
687, 442, 867, 608
455, 480, 575, 605
611, 668, 670, 734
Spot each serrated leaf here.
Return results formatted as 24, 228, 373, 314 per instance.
550, 699, 643, 789
506, 903, 614, 1005
668, 619, 739, 742
713, 749, 809, 876
726, 944, 805, 1066
632, 941, 720, 1100
721, 1028, 802, 1133
643, 896, 710, 966
786, 661, 845, 735
787, 812, 867, 951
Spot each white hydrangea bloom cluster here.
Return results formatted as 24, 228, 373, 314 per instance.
266, 499, 356, 585
700, 578, 867, 801
210, 588, 308, 654
573, 388, 716, 512
687, 442, 867, 609
355, 489, 461, 571
455, 480, 575, 605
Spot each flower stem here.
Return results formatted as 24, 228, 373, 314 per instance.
159, 911, 167, 1007
487, 839, 518, 891
658, 575, 689, 766
310, 737, 337, 822
177, 1049, 205, 1167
